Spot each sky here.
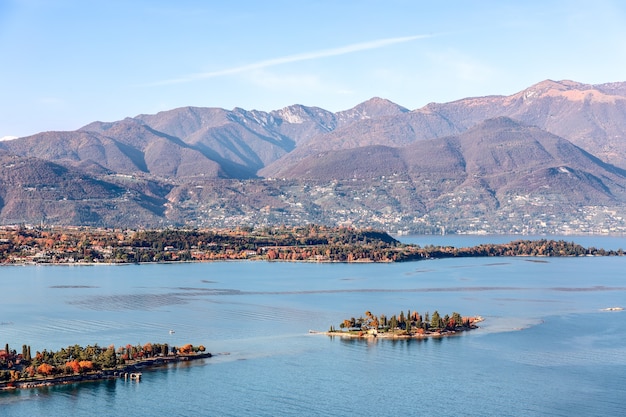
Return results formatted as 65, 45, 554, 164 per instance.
1, 0, 626, 139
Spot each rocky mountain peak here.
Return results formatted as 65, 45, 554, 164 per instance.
514, 79, 620, 104
337, 97, 408, 121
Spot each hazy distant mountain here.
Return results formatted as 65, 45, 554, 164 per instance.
2, 79, 626, 232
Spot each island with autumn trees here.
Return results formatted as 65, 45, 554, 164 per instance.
0, 341, 210, 390
0, 224, 623, 264
323, 309, 483, 339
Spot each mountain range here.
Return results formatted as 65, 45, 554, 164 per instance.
2, 79, 626, 234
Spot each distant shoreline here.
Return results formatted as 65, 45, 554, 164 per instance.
1, 226, 623, 265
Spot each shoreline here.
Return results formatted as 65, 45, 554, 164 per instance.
315, 316, 484, 340
0, 352, 212, 391
322, 328, 475, 339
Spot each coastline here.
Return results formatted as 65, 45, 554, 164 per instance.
315, 316, 484, 339
2, 226, 623, 266
0, 352, 212, 391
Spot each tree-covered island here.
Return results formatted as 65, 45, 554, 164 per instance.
0, 224, 623, 264
323, 310, 482, 339
0, 342, 210, 390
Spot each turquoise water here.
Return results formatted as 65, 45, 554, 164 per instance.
1, 240, 626, 416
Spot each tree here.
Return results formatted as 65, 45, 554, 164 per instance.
389, 315, 398, 332
99, 347, 117, 368
9, 370, 20, 382
430, 311, 442, 330
452, 312, 463, 328
179, 344, 193, 354
37, 363, 54, 377
65, 360, 81, 374
78, 360, 93, 373
370, 317, 379, 329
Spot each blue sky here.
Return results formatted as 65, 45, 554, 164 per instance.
2, 0, 626, 138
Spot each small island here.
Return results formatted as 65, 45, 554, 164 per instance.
322, 310, 482, 339
0, 342, 210, 390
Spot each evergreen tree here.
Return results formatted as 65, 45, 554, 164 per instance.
389, 315, 398, 332
452, 312, 463, 328
430, 311, 441, 330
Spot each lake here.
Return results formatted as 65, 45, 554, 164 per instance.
1, 235, 625, 416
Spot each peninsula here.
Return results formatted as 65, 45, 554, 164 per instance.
0, 342, 210, 390
323, 310, 482, 339
0, 224, 623, 265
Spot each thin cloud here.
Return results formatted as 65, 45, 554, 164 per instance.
150, 34, 434, 86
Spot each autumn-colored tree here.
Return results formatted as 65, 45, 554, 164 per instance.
447, 317, 457, 329
25, 366, 35, 377
78, 360, 93, 373
65, 360, 81, 374
178, 344, 193, 354
37, 363, 54, 377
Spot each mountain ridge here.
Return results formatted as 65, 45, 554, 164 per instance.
2, 79, 626, 233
